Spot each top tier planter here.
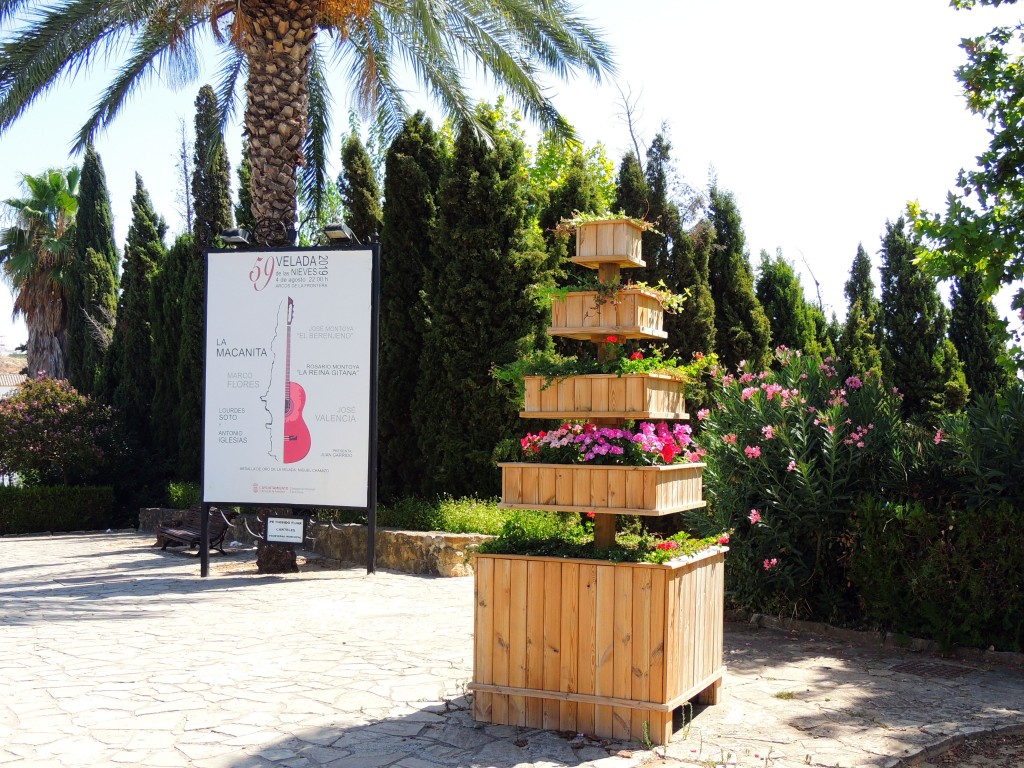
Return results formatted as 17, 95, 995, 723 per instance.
571, 219, 646, 269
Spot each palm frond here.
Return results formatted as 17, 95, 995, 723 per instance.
213, 45, 246, 135
300, 43, 334, 221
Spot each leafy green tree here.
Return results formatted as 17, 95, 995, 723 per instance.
839, 244, 883, 377
150, 234, 193, 473
949, 271, 1009, 397
67, 143, 118, 394
0, 167, 79, 379
413, 105, 547, 497
192, 85, 232, 250
664, 220, 717, 361
641, 133, 680, 280
105, 174, 166, 447
756, 248, 816, 353
707, 185, 772, 370
235, 139, 256, 235
0, 2, 613, 246
378, 112, 444, 501
878, 217, 961, 417
338, 131, 383, 242
910, 0, 1024, 370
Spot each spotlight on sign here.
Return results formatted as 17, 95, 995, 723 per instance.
220, 228, 251, 248
324, 222, 360, 245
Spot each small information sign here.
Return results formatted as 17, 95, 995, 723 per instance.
266, 517, 304, 544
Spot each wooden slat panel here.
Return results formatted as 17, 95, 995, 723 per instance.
613, 565, 633, 741
523, 377, 541, 413
573, 467, 590, 510
591, 377, 609, 415
508, 558, 528, 726
555, 466, 574, 507
568, 294, 585, 328
631, 567, 652, 739
541, 381, 558, 412
577, 564, 597, 736
597, 219, 614, 256
474, 557, 494, 722
525, 559, 545, 728
625, 469, 644, 510
594, 565, 615, 739
521, 465, 539, 505
543, 561, 562, 730
608, 468, 626, 510
681, 559, 696, 693
650, 569, 667, 708
589, 469, 608, 510
575, 377, 592, 412
538, 466, 556, 506
666, 569, 680, 699
492, 557, 511, 724
559, 562, 580, 732
608, 377, 626, 412
626, 376, 643, 412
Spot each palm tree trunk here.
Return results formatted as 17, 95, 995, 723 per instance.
27, 325, 67, 380
241, 0, 318, 247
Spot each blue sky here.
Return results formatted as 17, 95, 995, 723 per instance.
1, 0, 1021, 352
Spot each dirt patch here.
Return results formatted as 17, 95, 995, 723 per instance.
916, 728, 1024, 768
0, 355, 25, 374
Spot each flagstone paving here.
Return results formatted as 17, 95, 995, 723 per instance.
0, 532, 1021, 768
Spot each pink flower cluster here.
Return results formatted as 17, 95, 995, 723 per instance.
519, 421, 693, 465
843, 423, 874, 448
763, 558, 779, 571
634, 421, 693, 464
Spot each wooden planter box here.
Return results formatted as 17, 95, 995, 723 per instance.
573, 219, 645, 269
521, 373, 687, 420
499, 462, 705, 517
549, 289, 667, 341
470, 549, 726, 745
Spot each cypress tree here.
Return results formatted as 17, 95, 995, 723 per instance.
191, 85, 232, 250
755, 248, 815, 353
664, 220, 717, 360
413, 106, 547, 498
105, 174, 166, 447
67, 143, 118, 394
176, 251, 205, 480
613, 151, 654, 283
641, 133, 680, 282
838, 244, 882, 377
150, 233, 193, 472
878, 217, 955, 416
537, 149, 608, 279
235, 139, 256, 235
949, 271, 1009, 397
707, 186, 772, 370
378, 112, 444, 502
338, 132, 383, 243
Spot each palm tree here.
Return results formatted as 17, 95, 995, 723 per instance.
0, 168, 80, 378
0, 1, 614, 245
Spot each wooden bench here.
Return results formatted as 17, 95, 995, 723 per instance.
156, 506, 238, 553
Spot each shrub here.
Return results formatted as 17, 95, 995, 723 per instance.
851, 497, 1024, 652
686, 347, 903, 621
0, 377, 117, 486
315, 496, 511, 536
168, 481, 201, 509
0, 486, 115, 534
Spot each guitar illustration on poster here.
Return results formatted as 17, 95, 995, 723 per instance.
283, 296, 311, 463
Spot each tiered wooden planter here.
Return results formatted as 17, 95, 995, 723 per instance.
471, 549, 725, 745
549, 288, 667, 341
521, 373, 687, 420
472, 217, 724, 746
499, 462, 705, 516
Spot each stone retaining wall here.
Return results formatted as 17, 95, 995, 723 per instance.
138, 509, 490, 577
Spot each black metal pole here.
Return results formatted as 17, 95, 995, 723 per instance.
366, 245, 381, 575
200, 502, 210, 577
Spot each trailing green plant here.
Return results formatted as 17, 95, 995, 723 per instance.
477, 508, 726, 563
0, 485, 114, 534
553, 210, 659, 235
686, 347, 904, 622
541, 277, 687, 314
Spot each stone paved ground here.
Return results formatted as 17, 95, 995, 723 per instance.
0, 533, 1021, 768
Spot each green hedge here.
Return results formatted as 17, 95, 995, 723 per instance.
0, 486, 115, 535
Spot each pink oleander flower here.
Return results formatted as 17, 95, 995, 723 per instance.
761, 425, 775, 440
845, 376, 863, 389
723, 433, 737, 445
763, 558, 778, 571
748, 509, 762, 524
934, 429, 943, 445
741, 386, 757, 400
744, 444, 761, 459
697, 408, 710, 421
786, 460, 797, 472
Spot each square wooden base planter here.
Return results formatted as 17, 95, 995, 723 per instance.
549, 289, 667, 341
572, 219, 646, 269
499, 462, 705, 517
521, 373, 686, 420
470, 549, 726, 745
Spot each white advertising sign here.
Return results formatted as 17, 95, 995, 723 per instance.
203, 248, 374, 507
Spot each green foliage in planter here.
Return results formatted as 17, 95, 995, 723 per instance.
851, 497, 1024, 652
478, 508, 724, 563
315, 496, 509, 536
0, 486, 114, 535
687, 347, 903, 623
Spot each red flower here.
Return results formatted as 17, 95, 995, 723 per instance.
717, 534, 730, 545
630, 351, 643, 360
586, 511, 595, 519
660, 443, 679, 464
605, 335, 618, 343
656, 541, 680, 551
